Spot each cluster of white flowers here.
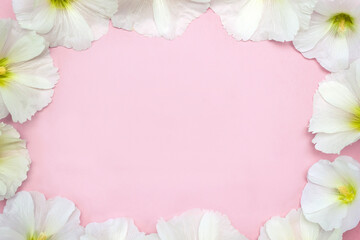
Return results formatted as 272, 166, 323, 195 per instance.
1, 0, 360, 239
0, 156, 359, 239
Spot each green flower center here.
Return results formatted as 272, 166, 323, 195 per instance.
49, 0, 74, 9
0, 58, 12, 88
350, 107, 360, 131
329, 13, 356, 35
28, 232, 48, 240
337, 184, 356, 204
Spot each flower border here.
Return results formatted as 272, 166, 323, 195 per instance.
1, 0, 360, 239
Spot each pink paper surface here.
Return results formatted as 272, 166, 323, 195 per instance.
1, 2, 360, 239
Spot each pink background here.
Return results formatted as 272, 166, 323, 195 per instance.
1, 2, 360, 239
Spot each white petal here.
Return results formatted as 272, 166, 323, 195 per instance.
211, 0, 263, 41
73, 0, 118, 40
341, 199, 360, 232
301, 183, 340, 215
258, 227, 270, 240
0, 124, 30, 200
293, 13, 331, 52
10, 50, 59, 86
253, 0, 299, 42
51, 208, 84, 240
0, 93, 10, 119
13, 0, 57, 34
82, 218, 145, 240
157, 209, 204, 240
43, 197, 78, 235
333, 156, 360, 184
2, 191, 36, 237
309, 92, 354, 134
307, 160, 348, 188
265, 216, 295, 240
300, 211, 320, 240
113, 0, 210, 39
290, 0, 318, 30
305, 33, 350, 72
7, 31, 45, 64
318, 81, 359, 114
312, 131, 360, 154
44, 8, 93, 50
0, 81, 55, 123
0, 227, 25, 240
198, 211, 247, 240
112, 0, 155, 33
0, 19, 11, 51
303, 202, 347, 231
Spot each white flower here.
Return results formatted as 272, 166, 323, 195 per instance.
0, 191, 84, 240
13, 0, 118, 51
156, 209, 248, 240
259, 209, 342, 240
112, 0, 210, 40
301, 156, 360, 232
81, 218, 158, 240
309, 60, 360, 154
0, 19, 58, 123
211, 0, 317, 42
294, 0, 360, 72
0, 123, 30, 200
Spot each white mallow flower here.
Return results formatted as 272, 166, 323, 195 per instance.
211, 0, 317, 42
302, 156, 360, 232
309, 60, 360, 154
13, 0, 118, 50
81, 218, 159, 240
0, 19, 58, 123
259, 209, 342, 240
156, 209, 248, 240
112, 0, 210, 40
294, 0, 360, 72
0, 191, 84, 240
0, 123, 30, 200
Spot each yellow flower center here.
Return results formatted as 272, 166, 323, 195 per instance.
0, 58, 12, 88
350, 107, 360, 131
28, 232, 48, 240
0, 66, 6, 76
329, 13, 356, 35
337, 184, 356, 204
49, 0, 74, 9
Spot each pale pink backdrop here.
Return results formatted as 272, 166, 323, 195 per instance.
1, 2, 360, 239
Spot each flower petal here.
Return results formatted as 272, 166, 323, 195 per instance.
318, 80, 359, 114
0, 81, 55, 123
312, 131, 360, 154
211, 0, 263, 41
6, 32, 45, 64
293, 13, 330, 52
2, 191, 35, 237
113, 0, 210, 39
44, 8, 93, 50
13, 0, 56, 34
82, 218, 144, 240
198, 212, 247, 240
73, 0, 118, 40
309, 92, 354, 134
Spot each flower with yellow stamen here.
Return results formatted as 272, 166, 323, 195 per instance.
0, 191, 84, 240
294, 0, 360, 72
0, 123, 30, 200
0, 19, 58, 123
302, 156, 360, 232
13, 0, 118, 50
309, 60, 360, 154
